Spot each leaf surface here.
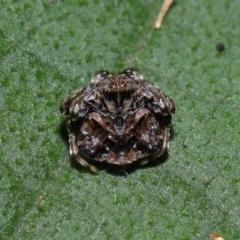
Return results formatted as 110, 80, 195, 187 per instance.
1, 1, 240, 239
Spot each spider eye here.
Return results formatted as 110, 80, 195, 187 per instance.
94, 70, 110, 80
121, 68, 139, 77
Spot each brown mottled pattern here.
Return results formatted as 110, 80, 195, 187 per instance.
60, 69, 175, 172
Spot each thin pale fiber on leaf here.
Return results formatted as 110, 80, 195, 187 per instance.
154, 0, 174, 29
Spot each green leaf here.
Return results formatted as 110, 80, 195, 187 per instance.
1, 0, 240, 239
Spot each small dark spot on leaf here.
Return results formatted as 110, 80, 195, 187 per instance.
216, 42, 225, 52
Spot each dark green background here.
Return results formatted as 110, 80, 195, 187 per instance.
1, 0, 239, 239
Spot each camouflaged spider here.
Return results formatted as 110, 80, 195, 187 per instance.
60, 68, 175, 172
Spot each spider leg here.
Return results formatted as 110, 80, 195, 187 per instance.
67, 120, 98, 173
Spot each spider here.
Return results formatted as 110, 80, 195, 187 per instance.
60, 69, 175, 172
